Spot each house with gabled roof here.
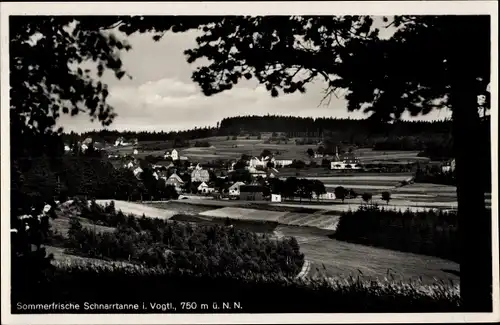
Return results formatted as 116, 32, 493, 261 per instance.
228, 181, 246, 197
191, 164, 210, 183
197, 181, 215, 194
133, 166, 143, 179
165, 173, 184, 193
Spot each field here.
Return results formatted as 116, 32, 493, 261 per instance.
64, 199, 460, 285
103, 136, 431, 165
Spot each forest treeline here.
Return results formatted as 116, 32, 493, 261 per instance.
11, 147, 178, 216
63, 115, 453, 143
60, 115, 490, 161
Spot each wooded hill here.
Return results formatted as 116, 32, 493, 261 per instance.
64, 115, 453, 144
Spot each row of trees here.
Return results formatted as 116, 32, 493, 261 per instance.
64, 127, 218, 145
267, 178, 327, 201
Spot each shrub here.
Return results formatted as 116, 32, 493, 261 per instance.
194, 141, 211, 148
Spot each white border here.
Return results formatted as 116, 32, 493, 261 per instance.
1, 1, 498, 324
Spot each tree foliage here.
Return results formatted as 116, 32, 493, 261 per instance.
66, 202, 305, 277
335, 206, 459, 262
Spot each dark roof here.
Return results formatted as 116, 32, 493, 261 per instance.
240, 185, 265, 193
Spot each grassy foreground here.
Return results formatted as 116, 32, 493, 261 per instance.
13, 261, 461, 313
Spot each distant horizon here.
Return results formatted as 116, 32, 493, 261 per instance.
62, 113, 452, 135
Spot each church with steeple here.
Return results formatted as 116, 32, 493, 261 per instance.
330, 146, 362, 170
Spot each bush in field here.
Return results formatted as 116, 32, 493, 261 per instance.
348, 189, 358, 199
362, 192, 373, 204
334, 186, 347, 202
381, 191, 391, 205
15, 262, 461, 313
335, 206, 459, 262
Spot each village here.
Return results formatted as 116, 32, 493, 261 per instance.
62, 132, 460, 210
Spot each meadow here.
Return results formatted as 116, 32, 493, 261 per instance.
104, 136, 431, 166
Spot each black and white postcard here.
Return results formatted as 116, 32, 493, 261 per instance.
1, 1, 498, 324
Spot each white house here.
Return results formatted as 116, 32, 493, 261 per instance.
114, 137, 132, 147
271, 194, 282, 202
274, 159, 293, 167
191, 164, 210, 183
312, 192, 336, 200
152, 171, 159, 180
171, 149, 179, 161
133, 167, 143, 178
124, 161, 135, 169
197, 182, 215, 194
64, 145, 71, 152
81, 143, 88, 152
228, 181, 246, 196
165, 173, 184, 193
133, 149, 139, 155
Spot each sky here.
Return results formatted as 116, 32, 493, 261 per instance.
58, 21, 452, 133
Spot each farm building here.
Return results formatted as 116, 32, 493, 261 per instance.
271, 194, 282, 202
64, 145, 71, 152
239, 185, 265, 201
330, 147, 362, 170
166, 173, 184, 193
133, 149, 139, 155
191, 164, 210, 182
312, 192, 336, 200
228, 181, 246, 197
198, 182, 215, 194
